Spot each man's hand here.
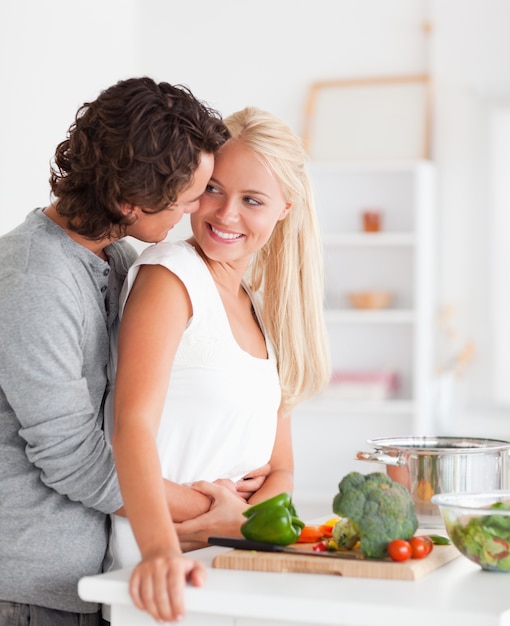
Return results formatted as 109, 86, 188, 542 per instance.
175, 481, 248, 544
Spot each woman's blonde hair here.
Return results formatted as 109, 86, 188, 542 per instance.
224, 107, 331, 413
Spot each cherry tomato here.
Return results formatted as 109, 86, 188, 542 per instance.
422, 536, 434, 555
387, 539, 412, 562
409, 536, 431, 559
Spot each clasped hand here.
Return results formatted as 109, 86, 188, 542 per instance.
176, 463, 270, 549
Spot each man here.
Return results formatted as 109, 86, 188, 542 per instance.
0, 76, 229, 626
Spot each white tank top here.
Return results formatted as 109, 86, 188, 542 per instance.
105, 240, 281, 570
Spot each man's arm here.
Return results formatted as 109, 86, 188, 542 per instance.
0, 272, 123, 513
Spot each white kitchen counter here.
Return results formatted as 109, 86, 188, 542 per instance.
79, 543, 510, 626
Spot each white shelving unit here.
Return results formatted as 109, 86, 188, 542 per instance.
306, 159, 436, 434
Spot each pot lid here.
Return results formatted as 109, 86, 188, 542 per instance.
366, 436, 510, 453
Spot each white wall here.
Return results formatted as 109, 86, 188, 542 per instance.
137, 0, 428, 127
430, 0, 510, 412
0, 0, 142, 235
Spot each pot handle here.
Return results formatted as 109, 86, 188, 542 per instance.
356, 449, 406, 467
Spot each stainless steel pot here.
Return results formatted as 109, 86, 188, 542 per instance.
356, 436, 510, 529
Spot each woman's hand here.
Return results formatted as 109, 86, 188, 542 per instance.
212, 478, 238, 494
129, 550, 206, 623
235, 463, 271, 500
175, 481, 248, 543
212, 463, 271, 502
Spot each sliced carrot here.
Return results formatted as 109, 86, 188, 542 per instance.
318, 524, 334, 538
296, 525, 325, 543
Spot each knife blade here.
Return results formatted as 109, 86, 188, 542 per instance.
207, 536, 367, 560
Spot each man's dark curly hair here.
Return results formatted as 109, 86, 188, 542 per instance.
50, 77, 229, 240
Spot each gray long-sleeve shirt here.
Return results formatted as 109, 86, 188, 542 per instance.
0, 209, 137, 613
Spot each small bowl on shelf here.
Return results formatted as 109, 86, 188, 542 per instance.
347, 291, 393, 310
431, 491, 510, 572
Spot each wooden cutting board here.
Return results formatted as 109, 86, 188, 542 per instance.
212, 542, 459, 581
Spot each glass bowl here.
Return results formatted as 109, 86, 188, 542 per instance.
431, 491, 510, 572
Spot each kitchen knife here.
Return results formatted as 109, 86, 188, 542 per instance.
207, 536, 367, 560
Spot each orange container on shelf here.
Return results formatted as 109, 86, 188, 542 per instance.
347, 291, 393, 310
362, 209, 382, 232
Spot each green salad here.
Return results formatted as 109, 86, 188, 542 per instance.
446, 502, 510, 571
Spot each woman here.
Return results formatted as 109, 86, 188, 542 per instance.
107, 107, 331, 622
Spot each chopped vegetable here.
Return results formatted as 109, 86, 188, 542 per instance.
323, 517, 341, 527
326, 539, 339, 551
428, 534, 451, 545
446, 502, 510, 571
421, 536, 434, 555
313, 539, 329, 552
331, 517, 360, 550
409, 536, 430, 559
332, 472, 419, 559
387, 539, 412, 562
296, 525, 326, 543
319, 524, 334, 538
241, 493, 305, 546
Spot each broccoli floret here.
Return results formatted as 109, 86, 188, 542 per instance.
332, 471, 418, 559
331, 517, 360, 550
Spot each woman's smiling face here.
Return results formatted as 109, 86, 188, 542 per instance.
190, 139, 290, 265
